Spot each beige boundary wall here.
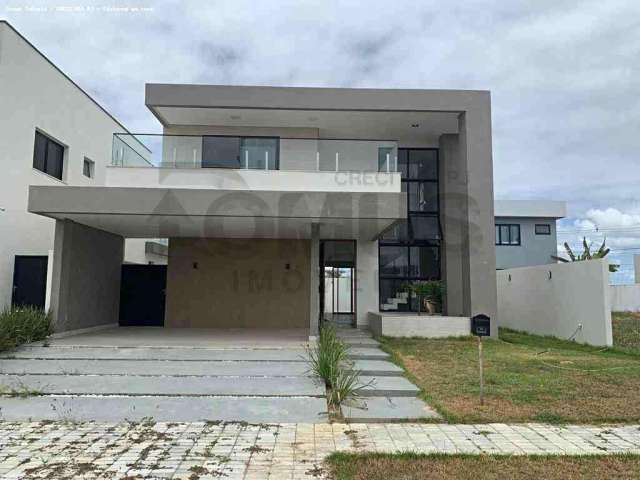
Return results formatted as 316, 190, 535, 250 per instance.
497, 259, 612, 346
165, 238, 310, 329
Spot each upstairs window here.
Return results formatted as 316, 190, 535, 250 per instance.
33, 131, 65, 180
83, 157, 95, 178
496, 224, 521, 245
535, 224, 551, 235
201, 136, 279, 170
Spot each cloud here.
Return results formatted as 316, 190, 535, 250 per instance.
4, 0, 640, 279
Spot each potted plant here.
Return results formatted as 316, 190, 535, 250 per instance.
407, 280, 445, 315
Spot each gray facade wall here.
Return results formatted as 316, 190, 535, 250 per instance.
438, 111, 498, 336
50, 219, 123, 333
495, 217, 558, 269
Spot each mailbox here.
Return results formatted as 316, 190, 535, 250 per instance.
471, 314, 490, 336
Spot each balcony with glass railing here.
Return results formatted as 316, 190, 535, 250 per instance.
111, 134, 398, 173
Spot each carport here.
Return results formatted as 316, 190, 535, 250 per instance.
28, 184, 404, 337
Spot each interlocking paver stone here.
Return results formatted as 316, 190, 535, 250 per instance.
1, 421, 635, 479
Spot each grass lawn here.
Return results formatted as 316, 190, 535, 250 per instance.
325, 452, 640, 480
612, 311, 640, 353
379, 327, 640, 424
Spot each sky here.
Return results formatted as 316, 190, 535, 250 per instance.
3, 0, 640, 282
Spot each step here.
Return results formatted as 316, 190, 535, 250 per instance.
342, 337, 380, 347
358, 376, 420, 397
342, 397, 440, 422
347, 348, 390, 360
0, 347, 308, 362
0, 359, 310, 377
0, 374, 324, 397
0, 395, 329, 423
351, 360, 403, 376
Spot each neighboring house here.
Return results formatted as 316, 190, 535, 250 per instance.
494, 200, 567, 269
0, 21, 163, 311
26, 83, 499, 337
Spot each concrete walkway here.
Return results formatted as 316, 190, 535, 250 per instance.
339, 327, 440, 422
0, 330, 327, 423
1, 421, 639, 479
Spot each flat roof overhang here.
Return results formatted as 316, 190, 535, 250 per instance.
144, 84, 490, 140
28, 185, 406, 240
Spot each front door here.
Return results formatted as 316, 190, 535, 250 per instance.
12, 256, 48, 308
319, 240, 357, 327
119, 264, 167, 326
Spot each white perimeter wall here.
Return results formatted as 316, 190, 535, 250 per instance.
610, 285, 640, 312
497, 259, 612, 346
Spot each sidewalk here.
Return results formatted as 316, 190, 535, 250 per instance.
1, 421, 640, 479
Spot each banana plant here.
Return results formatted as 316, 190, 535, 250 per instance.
552, 237, 619, 272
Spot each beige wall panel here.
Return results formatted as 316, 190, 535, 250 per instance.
166, 238, 310, 328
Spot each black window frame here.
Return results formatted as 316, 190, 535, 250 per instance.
535, 224, 551, 235
495, 223, 521, 246
83, 157, 95, 179
379, 148, 442, 312
201, 135, 280, 170
33, 130, 65, 181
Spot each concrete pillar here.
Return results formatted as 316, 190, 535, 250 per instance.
50, 219, 124, 333
439, 134, 468, 317
439, 106, 498, 336
356, 239, 379, 328
308, 223, 320, 339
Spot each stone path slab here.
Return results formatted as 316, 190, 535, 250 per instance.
1, 421, 639, 480
358, 376, 420, 397
0, 346, 308, 362
0, 359, 309, 377
348, 347, 390, 360
341, 337, 380, 347
351, 359, 404, 376
342, 397, 441, 422
0, 397, 328, 423
0, 374, 324, 397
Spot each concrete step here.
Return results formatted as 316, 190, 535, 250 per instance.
358, 376, 420, 397
342, 337, 379, 347
0, 374, 324, 397
347, 348, 390, 360
0, 359, 310, 377
351, 360, 403, 377
0, 395, 328, 423
0, 347, 308, 362
335, 329, 372, 338
342, 397, 441, 422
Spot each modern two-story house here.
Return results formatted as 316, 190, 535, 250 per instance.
27, 83, 498, 338
495, 200, 566, 269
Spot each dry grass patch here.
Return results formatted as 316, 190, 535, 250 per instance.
613, 311, 640, 353
325, 452, 640, 480
380, 328, 640, 423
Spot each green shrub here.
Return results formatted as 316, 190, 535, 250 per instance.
0, 306, 51, 351
306, 325, 348, 388
306, 325, 371, 408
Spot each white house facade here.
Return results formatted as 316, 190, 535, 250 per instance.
0, 21, 163, 311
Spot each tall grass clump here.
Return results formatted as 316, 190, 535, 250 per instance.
0, 306, 51, 351
306, 325, 368, 408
